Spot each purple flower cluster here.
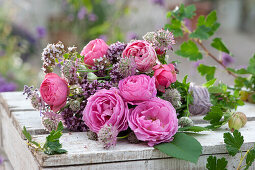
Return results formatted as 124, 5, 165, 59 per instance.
23, 85, 45, 111
0, 75, 17, 92
106, 42, 127, 64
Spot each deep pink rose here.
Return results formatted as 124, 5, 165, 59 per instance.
80, 39, 108, 66
118, 74, 157, 103
122, 40, 157, 72
82, 88, 129, 133
153, 64, 177, 93
40, 73, 69, 112
128, 98, 178, 146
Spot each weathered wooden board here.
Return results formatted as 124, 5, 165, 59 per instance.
1, 91, 255, 170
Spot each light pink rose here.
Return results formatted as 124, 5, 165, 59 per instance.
80, 39, 108, 66
122, 40, 157, 72
40, 73, 69, 112
82, 88, 129, 133
118, 74, 157, 103
153, 64, 177, 93
128, 97, 178, 146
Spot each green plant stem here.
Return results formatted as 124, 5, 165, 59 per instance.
237, 147, 254, 170
181, 22, 237, 78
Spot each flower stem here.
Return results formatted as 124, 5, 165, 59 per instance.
237, 147, 254, 170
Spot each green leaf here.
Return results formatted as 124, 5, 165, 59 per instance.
22, 126, 32, 142
227, 68, 249, 75
197, 64, 216, 81
57, 121, 64, 131
165, 19, 183, 37
211, 38, 230, 54
208, 86, 225, 94
223, 130, 244, 156
175, 40, 203, 61
203, 78, 216, 88
178, 126, 210, 132
206, 156, 228, 170
171, 4, 196, 21
247, 54, 255, 74
190, 11, 220, 40
154, 133, 202, 163
203, 106, 223, 125
245, 149, 255, 170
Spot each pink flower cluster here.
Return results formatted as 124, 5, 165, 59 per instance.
82, 74, 178, 146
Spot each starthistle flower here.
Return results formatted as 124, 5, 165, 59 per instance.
163, 88, 182, 109
98, 124, 118, 149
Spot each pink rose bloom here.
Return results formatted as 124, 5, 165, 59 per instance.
82, 88, 129, 133
122, 40, 157, 72
128, 98, 178, 146
118, 74, 157, 103
80, 39, 108, 66
40, 73, 69, 112
153, 64, 177, 93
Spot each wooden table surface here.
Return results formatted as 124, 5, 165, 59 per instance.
0, 92, 255, 170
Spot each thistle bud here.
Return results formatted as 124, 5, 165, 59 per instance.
42, 116, 58, 132
87, 72, 98, 82
178, 117, 194, 127
228, 112, 247, 132
69, 100, 80, 112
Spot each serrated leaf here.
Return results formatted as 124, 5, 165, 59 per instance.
247, 54, 255, 74
190, 11, 220, 40
211, 38, 230, 54
245, 149, 255, 170
178, 126, 210, 132
165, 19, 183, 37
22, 126, 32, 142
175, 40, 203, 61
206, 156, 228, 170
223, 130, 244, 156
197, 64, 216, 81
154, 133, 202, 163
171, 4, 196, 21
227, 68, 249, 74
204, 106, 223, 124
57, 121, 64, 131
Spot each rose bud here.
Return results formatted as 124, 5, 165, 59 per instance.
228, 112, 247, 132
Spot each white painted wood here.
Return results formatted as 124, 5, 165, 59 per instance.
1, 92, 255, 169
41, 153, 253, 170
1, 104, 40, 170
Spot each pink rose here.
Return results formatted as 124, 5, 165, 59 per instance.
80, 39, 108, 66
118, 75, 157, 103
122, 40, 157, 72
128, 98, 178, 146
40, 73, 69, 112
153, 64, 177, 93
82, 88, 128, 133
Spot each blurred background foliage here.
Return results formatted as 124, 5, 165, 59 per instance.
0, 0, 255, 92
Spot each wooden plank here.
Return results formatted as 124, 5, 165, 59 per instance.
31, 121, 255, 167
191, 102, 255, 124
41, 152, 252, 170
0, 148, 14, 170
1, 106, 40, 170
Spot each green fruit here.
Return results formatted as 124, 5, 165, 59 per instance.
247, 92, 255, 104
228, 112, 247, 132
240, 91, 249, 101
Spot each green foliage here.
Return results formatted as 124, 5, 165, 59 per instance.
197, 64, 216, 81
211, 38, 230, 54
165, 19, 183, 37
167, 4, 196, 21
22, 122, 67, 155
206, 156, 228, 170
178, 126, 210, 132
190, 11, 220, 40
171, 75, 193, 117
154, 132, 202, 163
224, 130, 244, 156
247, 54, 255, 75
245, 149, 255, 170
175, 40, 203, 61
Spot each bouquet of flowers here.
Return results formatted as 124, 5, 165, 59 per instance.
23, 4, 252, 164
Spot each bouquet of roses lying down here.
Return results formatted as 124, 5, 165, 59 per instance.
22, 28, 244, 163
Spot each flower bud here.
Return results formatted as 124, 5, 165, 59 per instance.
42, 116, 58, 132
228, 112, 247, 132
178, 117, 194, 127
87, 72, 98, 82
